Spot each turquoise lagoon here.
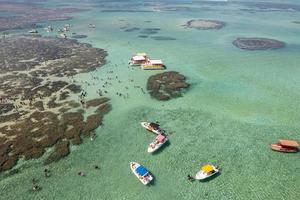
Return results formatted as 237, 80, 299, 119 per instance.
0, 0, 300, 199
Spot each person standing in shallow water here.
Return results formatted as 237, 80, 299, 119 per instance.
78, 171, 86, 176
44, 169, 51, 177
187, 175, 195, 182
30, 178, 41, 192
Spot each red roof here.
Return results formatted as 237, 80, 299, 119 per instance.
279, 140, 299, 147
156, 134, 166, 143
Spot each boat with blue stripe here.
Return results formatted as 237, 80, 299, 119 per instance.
130, 162, 153, 185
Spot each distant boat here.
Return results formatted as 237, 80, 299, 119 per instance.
88, 24, 96, 28
45, 26, 53, 32
63, 27, 69, 32
270, 139, 299, 153
28, 29, 38, 34
60, 33, 67, 39
128, 53, 149, 66
195, 164, 219, 181
141, 122, 162, 135
147, 134, 168, 153
130, 162, 153, 185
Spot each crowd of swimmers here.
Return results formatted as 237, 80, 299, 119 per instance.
29, 167, 194, 193
29, 166, 100, 193
75, 66, 147, 105
2, 56, 148, 117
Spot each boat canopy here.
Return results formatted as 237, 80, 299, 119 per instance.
136, 166, 148, 176
202, 165, 214, 173
149, 59, 163, 65
149, 122, 160, 130
132, 55, 146, 61
279, 140, 299, 147
137, 52, 147, 56
156, 134, 165, 142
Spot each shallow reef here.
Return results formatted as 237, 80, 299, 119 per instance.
233, 37, 285, 50
147, 71, 189, 101
71, 34, 88, 39
124, 27, 140, 32
151, 36, 176, 41
0, 1, 86, 31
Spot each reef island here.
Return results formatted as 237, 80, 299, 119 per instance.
147, 71, 189, 101
0, 35, 111, 171
233, 37, 285, 50
0, 1, 84, 31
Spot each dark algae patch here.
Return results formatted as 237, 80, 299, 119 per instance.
147, 71, 189, 101
71, 34, 88, 39
233, 37, 285, 50
138, 35, 148, 38
124, 27, 140, 32
140, 28, 161, 35
0, 35, 111, 172
151, 36, 176, 41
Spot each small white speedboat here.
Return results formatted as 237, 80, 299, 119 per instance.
148, 134, 168, 153
28, 29, 38, 34
140, 122, 162, 135
88, 24, 96, 28
130, 162, 153, 185
45, 26, 53, 32
195, 164, 219, 180
60, 33, 67, 39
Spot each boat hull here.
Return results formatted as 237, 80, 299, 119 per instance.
141, 66, 165, 70
147, 137, 168, 153
195, 166, 219, 180
128, 61, 141, 66
140, 122, 161, 135
270, 144, 298, 153
130, 162, 153, 185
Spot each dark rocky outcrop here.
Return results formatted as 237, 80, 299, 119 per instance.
233, 37, 285, 50
147, 71, 189, 101
151, 36, 176, 41
44, 141, 70, 164
66, 84, 82, 93
86, 97, 110, 109
0, 35, 111, 172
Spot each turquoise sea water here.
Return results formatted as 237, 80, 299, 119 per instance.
1, 0, 300, 199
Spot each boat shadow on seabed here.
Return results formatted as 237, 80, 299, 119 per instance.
147, 174, 156, 186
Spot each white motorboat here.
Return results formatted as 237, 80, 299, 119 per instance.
128, 53, 149, 66
195, 164, 219, 181
88, 24, 96, 28
140, 122, 162, 135
130, 162, 153, 185
147, 134, 168, 153
63, 27, 69, 32
45, 26, 53, 32
28, 29, 38, 34
60, 33, 67, 39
